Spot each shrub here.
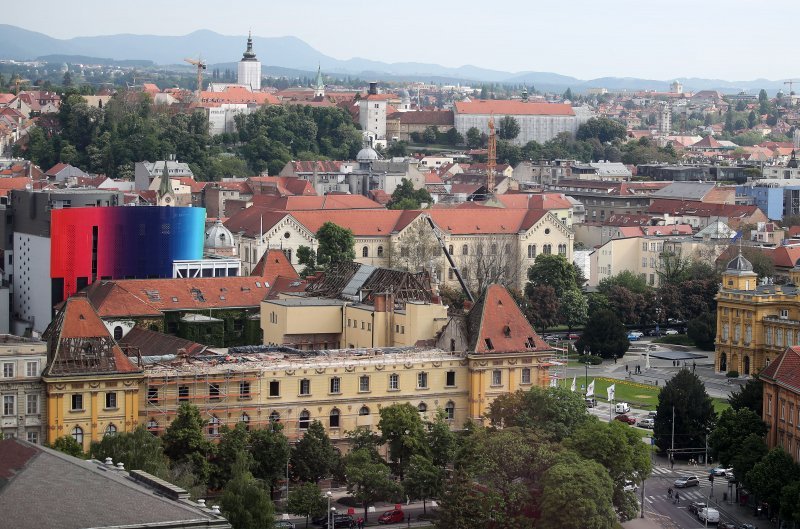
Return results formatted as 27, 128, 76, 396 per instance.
578, 354, 603, 365
726, 370, 740, 378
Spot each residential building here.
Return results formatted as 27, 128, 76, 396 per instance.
736, 179, 800, 221
546, 179, 669, 222
647, 199, 768, 231
386, 110, 454, 142
453, 100, 588, 146
651, 182, 736, 204
0, 438, 231, 529
570, 162, 632, 181
134, 160, 194, 191
42, 297, 144, 451
761, 346, 800, 463
0, 335, 47, 443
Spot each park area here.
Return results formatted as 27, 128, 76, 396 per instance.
589, 377, 730, 414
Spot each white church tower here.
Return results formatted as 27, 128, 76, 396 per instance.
237, 32, 261, 91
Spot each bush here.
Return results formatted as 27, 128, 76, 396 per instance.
726, 370, 740, 378
578, 354, 603, 365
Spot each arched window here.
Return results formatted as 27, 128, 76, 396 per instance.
113, 326, 123, 340
377, 246, 384, 258
528, 244, 537, 259
362, 246, 369, 257
208, 416, 220, 436
299, 410, 310, 430
719, 353, 727, 372
269, 411, 280, 423
329, 408, 340, 428
359, 406, 370, 416
71, 426, 83, 445
240, 413, 250, 431
448, 245, 454, 255
147, 419, 159, 435
417, 402, 427, 413
105, 424, 117, 436
743, 356, 751, 375
462, 244, 469, 256
444, 401, 455, 420
490, 244, 497, 255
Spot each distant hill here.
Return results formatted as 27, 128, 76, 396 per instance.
36, 54, 154, 67
0, 24, 795, 93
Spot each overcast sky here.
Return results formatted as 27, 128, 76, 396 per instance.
4, 0, 798, 80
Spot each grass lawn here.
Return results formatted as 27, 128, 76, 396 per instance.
591, 378, 661, 410
712, 397, 731, 415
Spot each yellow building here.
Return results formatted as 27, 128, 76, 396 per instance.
42, 297, 144, 451
140, 284, 555, 442
714, 253, 800, 376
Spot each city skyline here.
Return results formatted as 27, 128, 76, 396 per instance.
3, 0, 800, 81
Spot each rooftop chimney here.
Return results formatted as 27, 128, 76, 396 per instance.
104, 457, 113, 466
116, 462, 125, 470
197, 499, 206, 508
211, 506, 222, 515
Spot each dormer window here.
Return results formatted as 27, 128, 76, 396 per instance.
780, 309, 789, 319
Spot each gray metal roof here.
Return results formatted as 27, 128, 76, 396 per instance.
342, 264, 377, 300
651, 181, 716, 200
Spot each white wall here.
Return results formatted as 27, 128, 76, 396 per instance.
13, 233, 51, 334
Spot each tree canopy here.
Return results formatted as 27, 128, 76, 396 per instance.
291, 420, 339, 484
315, 222, 355, 269
497, 116, 521, 140
575, 309, 629, 359
653, 369, 716, 456
576, 117, 627, 143
387, 178, 432, 210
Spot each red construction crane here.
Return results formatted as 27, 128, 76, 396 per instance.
486, 113, 497, 197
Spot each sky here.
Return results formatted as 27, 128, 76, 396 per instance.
4, 0, 799, 80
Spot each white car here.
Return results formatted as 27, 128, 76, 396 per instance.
698, 507, 719, 524
665, 329, 680, 335
623, 480, 638, 492
615, 402, 631, 414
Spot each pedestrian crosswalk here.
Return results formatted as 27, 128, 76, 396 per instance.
646, 489, 711, 502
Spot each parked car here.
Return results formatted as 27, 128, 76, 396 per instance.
718, 522, 737, 529
614, 402, 631, 414
378, 510, 405, 524
585, 397, 597, 408
647, 329, 662, 337
710, 467, 732, 477
567, 333, 580, 340
543, 334, 559, 342
321, 515, 355, 529
647, 410, 657, 418
623, 480, 638, 492
674, 475, 700, 488
725, 470, 736, 482
665, 329, 680, 335
638, 418, 655, 429
698, 507, 719, 524
615, 414, 636, 425
627, 333, 641, 341
688, 501, 707, 515
276, 522, 296, 529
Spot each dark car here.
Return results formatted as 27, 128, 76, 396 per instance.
378, 510, 405, 524
275, 522, 296, 529
321, 515, 354, 529
718, 522, 737, 529
688, 501, 707, 515
614, 414, 636, 425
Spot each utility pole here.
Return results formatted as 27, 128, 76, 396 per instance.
640, 478, 645, 518
671, 406, 675, 469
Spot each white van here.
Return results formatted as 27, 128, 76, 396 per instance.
698, 508, 719, 524
615, 402, 631, 414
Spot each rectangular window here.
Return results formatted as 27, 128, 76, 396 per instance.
71, 394, 83, 411
722, 324, 729, 341
300, 379, 311, 395
445, 371, 456, 387
2, 362, 13, 378
735, 325, 742, 343
359, 375, 370, 392
492, 370, 502, 386
389, 373, 399, 390
3, 395, 14, 415
209, 383, 220, 400
26, 394, 38, 415
766, 327, 773, 345
26, 431, 38, 444
745, 325, 752, 344
147, 386, 158, 404
178, 386, 189, 402
239, 381, 251, 398
105, 392, 117, 409
417, 372, 428, 389
642, 257, 647, 268
26, 361, 38, 377
521, 368, 532, 384
330, 377, 341, 394
269, 380, 280, 397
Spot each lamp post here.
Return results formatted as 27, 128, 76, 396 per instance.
326, 491, 332, 529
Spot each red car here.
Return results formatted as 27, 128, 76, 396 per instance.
378, 510, 404, 524
615, 414, 637, 425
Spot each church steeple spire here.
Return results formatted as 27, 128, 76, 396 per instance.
314, 64, 325, 99
158, 155, 175, 205
242, 31, 257, 61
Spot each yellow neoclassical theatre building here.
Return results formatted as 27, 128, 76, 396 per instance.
715, 252, 800, 376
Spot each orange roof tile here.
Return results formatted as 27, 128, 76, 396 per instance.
468, 284, 552, 354
761, 346, 800, 393
251, 249, 299, 284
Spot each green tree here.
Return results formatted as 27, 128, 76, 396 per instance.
288, 482, 327, 528
598, 270, 648, 295
291, 420, 339, 484
387, 178, 432, 209
343, 448, 402, 523
161, 403, 215, 485
742, 246, 774, 279
220, 454, 275, 529
747, 448, 800, 520
89, 425, 170, 476
562, 88, 573, 101
748, 110, 758, 128
486, 387, 589, 442
386, 141, 408, 157
576, 117, 627, 143
50, 435, 85, 458
377, 403, 429, 478
575, 309, 629, 359
208, 155, 250, 179
466, 127, 483, 149
435, 469, 489, 529
296, 245, 318, 277
687, 311, 716, 350
729, 375, 763, 416
315, 222, 355, 269
345, 427, 383, 461
427, 410, 457, 467
538, 452, 616, 529
403, 454, 444, 514
653, 369, 716, 457
497, 116, 520, 140
250, 423, 291, 498
523, 284, 560, 332
732, 433, 768, 489
779, 480, 800, 524
525, 254, 582, 299
559, 288, 588, 333
422, 126, 438, 144
708, 407, 768, 467
211, 423, 252, 490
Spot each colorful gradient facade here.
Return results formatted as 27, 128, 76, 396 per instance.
50, 206, 205, 302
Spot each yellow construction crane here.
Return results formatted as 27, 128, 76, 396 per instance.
184, 57, 207, 94
784, 79, 798, 96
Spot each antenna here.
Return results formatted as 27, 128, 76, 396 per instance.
486, 113, 497, 197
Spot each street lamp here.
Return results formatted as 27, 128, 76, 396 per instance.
326, 491, 333, 529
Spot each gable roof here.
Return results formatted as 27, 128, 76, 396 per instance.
454, 100, 574, 116
250, 249, 299, 284
118, 327, 207, 358
761, 346, 800, 393
43, 297, 141, 377
251, 194, 383, 211
466, 284, 552, 354
647, 199, 762, 219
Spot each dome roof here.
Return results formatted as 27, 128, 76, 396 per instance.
205, 220, 235, 249
727, 252, 754, 272
356, 147, 380, 162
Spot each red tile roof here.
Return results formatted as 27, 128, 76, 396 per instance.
648, 199, 762, 219
248, 176, 316, 196
197, 86, 279, 106
770, 246, 800, 269
250, 249, 299, 284
265, 275, 309, 299
45, 162, 70, 176
496, 193, 572, 210
691, 136, 722, 149
250, 194, 383, 211
468, 284, 552, 354
454, 100, 574, 116
761, 346, 800, 393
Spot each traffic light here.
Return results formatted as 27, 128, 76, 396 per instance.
708, 474, 714, 483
